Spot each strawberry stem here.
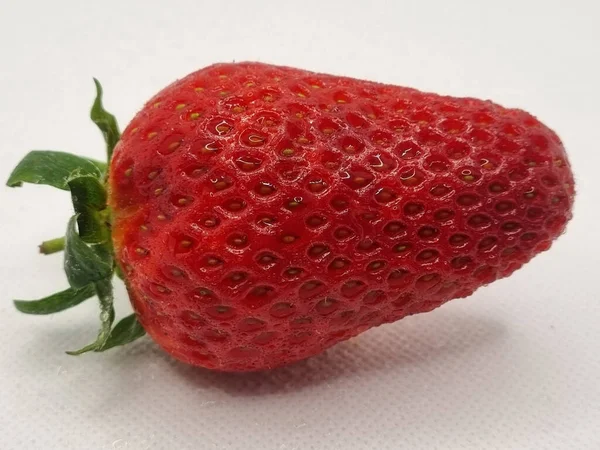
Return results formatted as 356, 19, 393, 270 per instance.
39, 237, 66, 255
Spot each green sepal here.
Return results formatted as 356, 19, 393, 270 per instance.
99, 313, 146, 351
13, 285, 96, 315
91, 78, 120, 163
64, 215, 112, 289
9, 77, 148, 359
6, 150, 106, 190
68, 176, 109, 244
66, 278, 115, 355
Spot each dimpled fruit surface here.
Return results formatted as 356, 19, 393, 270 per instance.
108, 62, 574, 372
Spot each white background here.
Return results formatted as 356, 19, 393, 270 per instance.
1, 0, 599, 449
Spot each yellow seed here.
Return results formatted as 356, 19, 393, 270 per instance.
463, 175, 475, 182
219, 91, 229, 97
232, 106, 244, 113
124, 168, 133, 177
322, 128, 334, 134
135, 247, 148, 255
245, 81, 255, 87
203, 142, 218, 152
219, 74, 228, 79
140, 225, 148, 231
189, 112, 201, 120
157, 214, 167, 221
130, 127, 139, 135
177, 198, 189, 205
297, 92, 306, 98
147, 131, 158, 139
337, 99, 346, 104
180, 239, 192, 248
281, 148, 294, 157
175, 103, 186, 110
304, 282, 319, 290
282, 235, 296, 243
297, 136, 310, 144
154, 188, 164, 196
153, 102, 161, 108
308, 181, 326, 192
168, 141, 181, 151
214, 181, 228, 190
264, 95, 273, 102
311, 85, 321, 89
147, 171, 158, 180
216, 123, 231, 134
332, 260, 346, 269
248, 134, 265, 145
194, 87, 204, 92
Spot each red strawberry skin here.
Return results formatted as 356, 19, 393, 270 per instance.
108, 62, 574, 372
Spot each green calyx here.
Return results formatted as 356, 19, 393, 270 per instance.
6, 80, 146, 354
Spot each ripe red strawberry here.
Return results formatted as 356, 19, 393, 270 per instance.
8, 62, 574, 372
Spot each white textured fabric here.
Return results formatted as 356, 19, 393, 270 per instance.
1, 1, 599, 449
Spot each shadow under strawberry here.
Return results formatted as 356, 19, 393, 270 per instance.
108, 307, 506, 396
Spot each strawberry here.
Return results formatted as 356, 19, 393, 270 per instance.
7, 62, 574, 372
